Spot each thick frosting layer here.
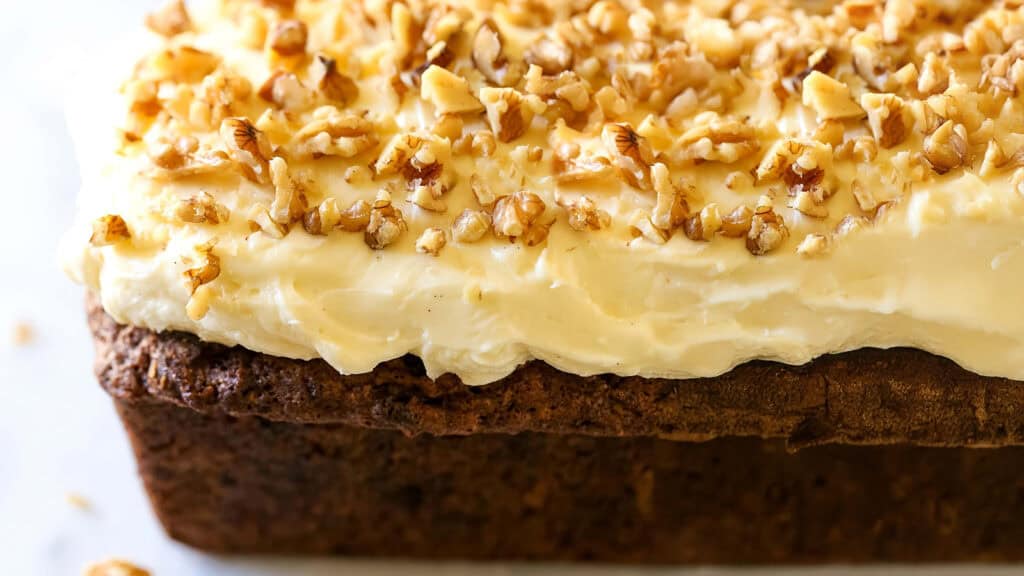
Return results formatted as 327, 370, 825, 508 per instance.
62, 0, 1024, 384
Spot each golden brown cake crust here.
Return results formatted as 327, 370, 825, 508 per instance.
89, 296, 1024, 449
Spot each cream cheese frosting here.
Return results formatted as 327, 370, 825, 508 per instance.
62, 0, 1024, 384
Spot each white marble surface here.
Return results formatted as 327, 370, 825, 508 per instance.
0, 0, 1020, 574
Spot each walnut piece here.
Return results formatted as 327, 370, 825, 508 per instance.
796, 233, 830, 257
525, 36, 573, 74
259, 71, 313, 111
565, 196, 611, 231
720, 205, 754, 238
676, 118, 760, 164
269, 157, 308, 225
247, 204, 288, 238
310, 53, 359, 106
452, 209, 493, 242
746, 198, 789, 256
420, 65, 484, 115
479, 87, 545, 142
269, 19, 308, 56
365, 190, 407, 249
337, 199, 372, 232
861, 93, 908, 149
145, 0, 190, 37
801, 71, 864, 120
220, 117, 273, 183
492, 191, 546, 242
90, 215, 131, 246
629, 211, 668, 245
473, 19, 522, 86
683, 203, 722, 242
416, 227, 447, 256
650, 163, 690, 231
147, 46, 220, 83
83, 559, 151, 576
601, 123, 654, 190
292, 107, 377, 159
302, 198, 341, 235
922, 120, 969, 175
174, 191, 229, 224
183, 240, 220, 295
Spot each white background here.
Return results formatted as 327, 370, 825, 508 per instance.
0, 0, 1020, 574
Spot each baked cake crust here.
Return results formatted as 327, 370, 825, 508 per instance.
90, 297, 1024, 449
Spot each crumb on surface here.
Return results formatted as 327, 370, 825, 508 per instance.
83, 559, 151, 576
66, 492, 92, 511
10, 321, 35, 346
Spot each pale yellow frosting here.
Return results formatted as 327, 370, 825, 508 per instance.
61, 0, 1024, 384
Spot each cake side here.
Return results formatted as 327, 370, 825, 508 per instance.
90, 298, 1024, 448
63, 0, 1024, 386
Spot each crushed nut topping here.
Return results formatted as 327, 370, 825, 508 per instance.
83, 559, 151, 576
310, 54, 359, 106
90, 215, 131, 246
112, 0, 1024, 261
269, 19, 308, 56
416, 227, 447, 256
183, 240, 221, 294
564, 196, 611, 231
365, 190, 407, 249
452, 209, 493, 242
145, 0, 190, 38
175, 191, 229, 224
492, 191, 547, 243
746, 197, 789, 256
220, 117, 273, 183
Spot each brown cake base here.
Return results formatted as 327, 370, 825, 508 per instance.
88, 298, 1024, 561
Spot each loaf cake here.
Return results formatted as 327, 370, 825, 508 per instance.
63, 0, 1024, 563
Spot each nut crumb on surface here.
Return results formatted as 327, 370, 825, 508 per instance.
10, 321, 35, 346
66, 492, 92, 511
83, 559, 151, 576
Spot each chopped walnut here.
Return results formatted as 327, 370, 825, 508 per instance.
689, 17, 743, 67
788, 190, 829, 218
337, 199, 372, 232
83, 559, 151, 576
629, 211, 669, 244
197, 70, 253, 127
365, 190, 407, 249
269, 19, 308, 56
247, 204, 288, 238
755, 139, 835, 202
861, 93, 909, 149
292, 108, 377, 159
183, 240, 220, 295
479, 87, 545, 142
525, 36, 574, 74
302, 198, 341, 235
420, 65, 484, 115
309, 54, 359, 106
90, 215, 131, 246
676, 118, 760, 164
258, 71, 313, 111
404, 141, 452, 212
145, 0, 190, 37
922, 120, 969, 175
918, 52, 950, 96
220, 117, 273, 183
602, 123, 654, 190
523, 65, 591, 112
492, 191, 546, 241
801, 71, 864, 120
473, 19, 523, 86
452, 209, 492, 242
796, 233, 830, 257
720, 205, 754, 238
683, 203, 722, 242
268, 157, 308, 225
564, 196, 611, 231
835, 214, 870, 237
746, 198, 789, 256
650, 163, 690, 231
146, 46, 220, 83
174, 191, 229, 225
416, 227, 447, 256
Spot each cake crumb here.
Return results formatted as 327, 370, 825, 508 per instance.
83, 559, 151, 576
66, 492, 92, 511
10, 321, 35, 346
